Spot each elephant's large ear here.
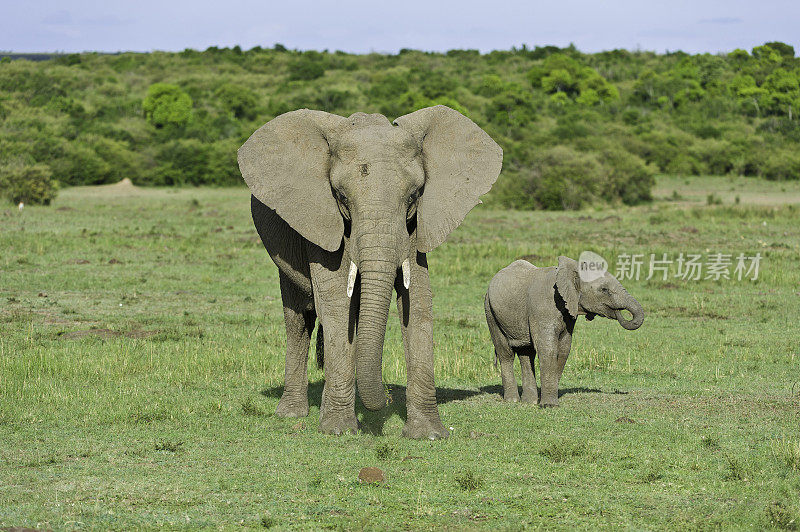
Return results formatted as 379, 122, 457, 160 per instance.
238, 109, 347, 252
555, 256, 580, 319
393, 105, 502, 253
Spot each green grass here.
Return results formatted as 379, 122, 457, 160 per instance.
1, 176, 799, 530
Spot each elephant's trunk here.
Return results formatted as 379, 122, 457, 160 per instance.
354, 242, 398, 411
615, 296, 644, 330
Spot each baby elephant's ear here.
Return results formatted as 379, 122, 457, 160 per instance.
555, 256, 580, 319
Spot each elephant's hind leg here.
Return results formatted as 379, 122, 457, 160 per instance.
485, 293, 519, 402
517, 346, 539, 404
276, 272, 316, 418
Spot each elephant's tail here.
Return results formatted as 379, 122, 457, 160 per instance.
484, 291, 499, 369
315, 322, 324, 369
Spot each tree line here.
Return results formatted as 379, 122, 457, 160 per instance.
1, 41, 798, 207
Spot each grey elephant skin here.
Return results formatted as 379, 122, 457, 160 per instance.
239, 106, 502, 439
484, 257, 644, 406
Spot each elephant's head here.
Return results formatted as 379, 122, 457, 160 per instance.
238, 106, 502, 410
555, 256, 644, 330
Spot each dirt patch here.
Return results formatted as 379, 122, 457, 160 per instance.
66, 259, 91, 265
60, 328, 119, 339
358, 467, 385, 484
103, 178, 137, 192
59, 328, 158, 340
578, 215, 621, 223
654, 306, 729, 320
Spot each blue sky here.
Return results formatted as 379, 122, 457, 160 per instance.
2, 0, 799, 54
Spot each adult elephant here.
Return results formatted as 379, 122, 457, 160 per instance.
239, 106, 502, 439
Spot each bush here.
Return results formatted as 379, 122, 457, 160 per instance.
143, 83, 193, 128
153, 139, 210, 186
599, 147, 656, 205
214, 83, 258, 119
34, 137, 112, 185
0, 162, 58, 205
762, 149, 800, 180
287, 57, 325, 81
498, 146, 604, 210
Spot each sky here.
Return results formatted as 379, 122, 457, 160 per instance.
2, 0, 799, 55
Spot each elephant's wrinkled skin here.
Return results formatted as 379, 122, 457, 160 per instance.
484, 257, 644, 406
239, 106, 502, 438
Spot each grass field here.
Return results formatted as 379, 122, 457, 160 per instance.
1, 177, 799, 530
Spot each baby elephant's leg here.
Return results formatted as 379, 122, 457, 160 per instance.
536, 332, 560, 407
498, 352, 519, 402
517, 346, 538, 404
556, 330, 572, 388
485, 295, 518, 402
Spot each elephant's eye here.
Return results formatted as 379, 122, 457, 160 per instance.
408, 187, 421, 205
600, 286, 610, 293
334, 189, 350, 220
406, 188, 420, 222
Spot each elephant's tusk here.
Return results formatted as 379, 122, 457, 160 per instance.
401, 259, 411, 289
347, 261, 358, 298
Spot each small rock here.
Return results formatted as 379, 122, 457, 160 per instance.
615, 416, 635, 424
38, 292, 47, 298
358, 467, 385, 484
108, 258, 122, 264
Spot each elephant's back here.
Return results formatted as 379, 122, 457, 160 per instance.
487, 260, 538, 344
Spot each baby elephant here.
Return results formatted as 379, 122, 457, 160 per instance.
484, 256, 644, 407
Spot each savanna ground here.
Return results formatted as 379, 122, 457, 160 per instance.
1, 176, 799, 530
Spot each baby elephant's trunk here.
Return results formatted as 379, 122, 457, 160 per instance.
615, 296, 644, 330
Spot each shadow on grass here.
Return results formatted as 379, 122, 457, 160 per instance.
478, 384, 628, 398
261, 381, 482, 435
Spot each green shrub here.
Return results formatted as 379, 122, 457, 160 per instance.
762, 149, 800, 180
599, 147, 656, 205
143, 83, 193, 128
487, 86, 536, 129
214, 83, 258, 119
498, 146, 604, 210
368, 71, 410, 102
287, 57, 325, 81
0, 162, 58, 205
36, 137, 112, 185
313, 89, 356, 113
154, 141, 205, 185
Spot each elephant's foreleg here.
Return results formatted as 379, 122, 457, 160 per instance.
517, 346, 538, 404
535, 328, 560, 407
555, 330, 572, 393
309, 253, 358, 435
276, 272, 315, 418
395, 253, 449, 439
